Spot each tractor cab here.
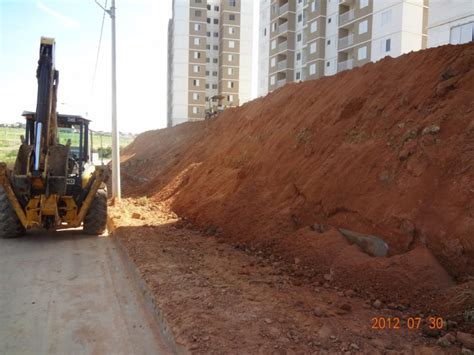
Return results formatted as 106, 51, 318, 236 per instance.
22, 111, 91, 177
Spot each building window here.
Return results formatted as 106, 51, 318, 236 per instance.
194, 37, 200, 45
228, 54, 234, 61
214, 5, 219, 11
206, 31, 211, 37
212, 71, 217, 76
328, 17, 331, 23
381, 9, 392, 26
229, 27, 235, 34
228, 95, 234, 102
229, 14, 235, 21
311, 1, 317, 12
212, 84, 217, 89
227, 81, 234, 89
309, 63, 316, 75
271, 39, 276, 49
228, 67, 233, 75
297, 33, 302, 42
205, 83, 210, 89
213, 58, 218, 63
310, 21, 317, 33
264, 28, 267, 36
298, 14, 302, 22
214, 18, 218, 24
213, 45, 218, 50
207, 18, 211, 23
270, 75, 276, 85
310, 42, 317, 54
272, 22, 277, 32
360, 0, 368, 9
214, 32, 219, 37
326, 61, 330, 67
205, 70, 210, 75
229, 40, 235, 48
206, 44, 210, 49
229, 0, 236, 7
450, 22, 474, 44
358, 46, 367, 60
296, 52, 301, 61
270, 57, 276, 67
194, 23, 201, 31
192, 106, 199, 114
193, 92, 199, 100
296, 71, 301, 80
193, 65, 200, 73
359, 20, 368, 34
193, 52, 201, 59
207, 4, 210, 10
195, 10, 201, 17
206, 58, 210, 63
327, 39, 331, 45
385, 38, 391, 52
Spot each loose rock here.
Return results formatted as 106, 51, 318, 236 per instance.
338, 228, 389, 257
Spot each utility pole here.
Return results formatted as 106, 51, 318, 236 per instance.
94, 0, 121, 200
110, 0, 121, 200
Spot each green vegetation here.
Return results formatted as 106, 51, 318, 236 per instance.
0, 126, 135, 165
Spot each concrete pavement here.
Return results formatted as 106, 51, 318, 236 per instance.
0, 229, 170, 355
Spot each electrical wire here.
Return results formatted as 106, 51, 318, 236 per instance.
90, 0, 108, 96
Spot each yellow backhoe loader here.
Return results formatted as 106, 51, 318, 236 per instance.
0, 37, 108, 238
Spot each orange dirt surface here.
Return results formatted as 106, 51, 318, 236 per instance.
115, 43, 474, 346
109, 199, 466, 353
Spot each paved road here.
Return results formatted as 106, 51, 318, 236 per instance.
0, 229, 170, 355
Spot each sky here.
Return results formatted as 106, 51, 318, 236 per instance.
0, 0, 260, 134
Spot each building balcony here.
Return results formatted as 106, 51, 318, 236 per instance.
338, 34, 354, 50
279, 21, 288, 33
278, 41, 288, 52
337, 58, 353, 72
339, 9, 355, 26
277, 59, 288, 71
277, 78, 287, 87
279, 2, 289, 16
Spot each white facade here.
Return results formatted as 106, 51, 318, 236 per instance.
428, 0, 474, 47
324, 0, 339, 76
371, 0, 427, 62
258, 0, 271, 96
169, 0, 190, 126
239, 0, 254, 104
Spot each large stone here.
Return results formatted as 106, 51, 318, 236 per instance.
338, 228, 389, 257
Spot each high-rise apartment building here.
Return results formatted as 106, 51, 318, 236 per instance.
428, 0, 474, 47
259, 0, 429, 93
167, 0, 253, 127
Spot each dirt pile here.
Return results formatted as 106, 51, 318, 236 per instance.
121, 43, 474, 316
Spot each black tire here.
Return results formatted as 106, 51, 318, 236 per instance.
0, 187, 26, 239
83, 187, 107, 235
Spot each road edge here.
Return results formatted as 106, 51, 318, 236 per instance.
107, 217, 188, 355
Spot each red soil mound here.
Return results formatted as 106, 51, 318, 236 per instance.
121, 43, 474, 313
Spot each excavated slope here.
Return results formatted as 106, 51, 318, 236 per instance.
121, 43, 474, 311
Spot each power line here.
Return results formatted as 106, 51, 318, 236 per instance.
90, 0, 108, 95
